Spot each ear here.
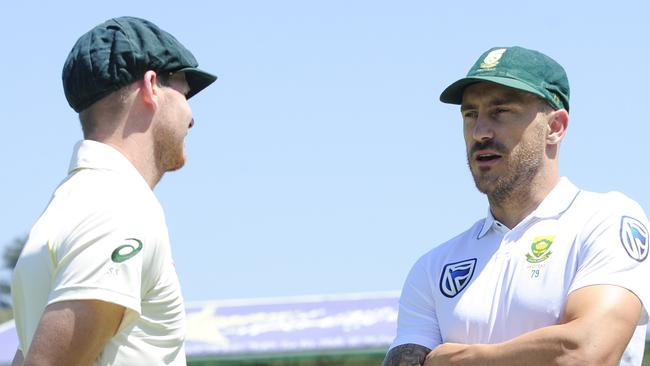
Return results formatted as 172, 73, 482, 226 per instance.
546, 109, 569, 145
140, 70, 160, 111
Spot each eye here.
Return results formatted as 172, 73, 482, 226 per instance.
490, 107, 509, 118
463, 110, 478, 119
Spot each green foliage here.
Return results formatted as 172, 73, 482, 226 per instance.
3, 236, 26, 269
0, 236, 26, 309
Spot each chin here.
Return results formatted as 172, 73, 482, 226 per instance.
168, 159, 186, 172
163, 151, 186, 172
471, 173, 498, 195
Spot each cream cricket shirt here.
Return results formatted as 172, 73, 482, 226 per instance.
12, 140, 186, 365
391, 178, 650, 365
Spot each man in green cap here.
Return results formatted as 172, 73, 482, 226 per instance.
383, 46, 650, 365
11, 16, 216, 365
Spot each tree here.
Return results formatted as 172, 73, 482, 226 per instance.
0, 235, 26, 322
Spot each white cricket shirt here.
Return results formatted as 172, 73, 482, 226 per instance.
12, 140, 186, 365
391, 177, 650, 365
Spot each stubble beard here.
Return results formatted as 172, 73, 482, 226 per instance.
468, 132, 545, 206
153, 122, 186, 174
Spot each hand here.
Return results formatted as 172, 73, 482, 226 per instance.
424, 343, 480, 366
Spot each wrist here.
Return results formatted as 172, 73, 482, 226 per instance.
425, 343, 492, 366
470, 343, 495, 362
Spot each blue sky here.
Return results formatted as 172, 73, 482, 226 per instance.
1, 0, 649, 302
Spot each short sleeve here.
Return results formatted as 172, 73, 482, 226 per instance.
390, 254, 443, 350
570, 194, 650, 322
48, 205, 149, 323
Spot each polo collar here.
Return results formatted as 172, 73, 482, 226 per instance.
68, 140, 148, 188
478, 211, 507, 239
530, 177, 581, 219
477, 177, 581, 239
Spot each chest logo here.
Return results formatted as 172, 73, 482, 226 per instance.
111, 238, 143, 263
526, 236, 555, 263
440, 258, 477, 298
620, 216, 648, 262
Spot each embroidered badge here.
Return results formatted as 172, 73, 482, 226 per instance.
620, 216, 648, 262
440, 258, 477, 298
479, 48, 506, 69
525, 236, 555, 263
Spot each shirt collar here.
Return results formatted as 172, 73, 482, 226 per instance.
477, 177, 581, 239
530, 177, 581, 219
478, 210, 508, 238
68, 140, 149, 188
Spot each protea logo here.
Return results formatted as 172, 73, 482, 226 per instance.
439, 258, 477, 298
526, 236, 555, 263
111, 238, 143, 263
620, 216, 648, 262
480, 48, 506, 69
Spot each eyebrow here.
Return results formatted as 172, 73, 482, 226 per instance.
460, 94, 526, 112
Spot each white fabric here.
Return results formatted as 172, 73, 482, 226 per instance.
391, 177, 650, 366
12, 140, 186, 365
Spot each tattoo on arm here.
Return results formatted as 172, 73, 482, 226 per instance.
382, 343, 432, 366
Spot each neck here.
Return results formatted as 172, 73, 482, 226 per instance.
83, 89, 163, 188
91, 134, 162, 190
488, 172, 560, 229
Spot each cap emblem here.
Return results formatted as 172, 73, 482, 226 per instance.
480, 48, 506, 69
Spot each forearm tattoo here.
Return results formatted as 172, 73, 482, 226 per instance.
382, 343, 432, 366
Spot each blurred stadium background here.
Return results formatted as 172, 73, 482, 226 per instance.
1, 291, 650, 365
0, 292, 394, 366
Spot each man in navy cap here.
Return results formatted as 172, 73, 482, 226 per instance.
11, 16, 216, 365
384, 46, 649, 365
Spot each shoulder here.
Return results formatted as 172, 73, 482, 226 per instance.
572, 189, 648, 232
48, 169, 169, 259
59, 168, 164, 223
576, 189, 646, 217
571, 188, 649, 259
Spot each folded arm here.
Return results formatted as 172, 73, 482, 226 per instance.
424, 284, 642, 366
23, 299, 125, 366
383, 343, 432, 366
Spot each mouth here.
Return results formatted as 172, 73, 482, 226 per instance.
473, 151, 503, 167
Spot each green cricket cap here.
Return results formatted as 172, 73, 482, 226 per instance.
439, 46, 570, 111
62, 16, 217, 113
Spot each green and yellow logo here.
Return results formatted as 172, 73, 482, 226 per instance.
552, 93, 561, 106
111, 238, 143, 263
526, 236, 554, 263
480, 48, 506, 69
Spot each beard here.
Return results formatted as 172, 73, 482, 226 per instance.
153, 121, 186, 173
467, 128, 546, 204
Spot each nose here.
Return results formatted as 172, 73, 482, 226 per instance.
472, 112, 494, 142
188, 118, 194, 129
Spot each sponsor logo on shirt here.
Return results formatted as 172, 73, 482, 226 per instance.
440, 258, 477, 298
525, 236, 554, 263
620, 216, 648, 262
111, 238, 143, 263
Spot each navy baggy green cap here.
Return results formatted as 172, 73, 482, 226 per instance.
63, 16, 217, 112
440, 46, 570, 111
